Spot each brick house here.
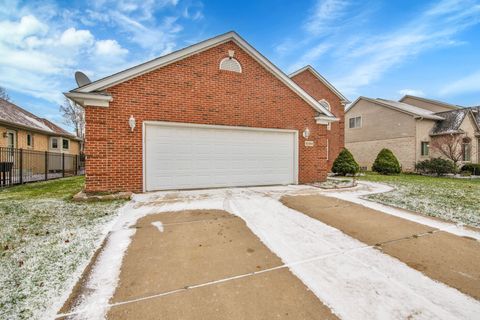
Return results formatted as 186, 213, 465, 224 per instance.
65, 32, 348, 193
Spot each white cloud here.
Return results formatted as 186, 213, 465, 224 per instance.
83, 0, 190, 56
398, 89, 425, 97
59, 27, 94, 47
94, 39, 128, 56
0, 12, 129, 104
276, 0, 480, 98
439, 70, 480, 96
333, 0, 480, 96
288, 43, 332, 72
304, 0, 350, 35
0, 14, 48, 45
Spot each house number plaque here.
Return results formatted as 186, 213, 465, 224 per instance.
304, 141, 314, 147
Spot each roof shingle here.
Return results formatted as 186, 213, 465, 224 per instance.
0, 98, 78, 139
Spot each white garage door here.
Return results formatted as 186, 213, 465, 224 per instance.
144, 122, 298, 191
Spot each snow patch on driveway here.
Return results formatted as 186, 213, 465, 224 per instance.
151, 221, 164, 232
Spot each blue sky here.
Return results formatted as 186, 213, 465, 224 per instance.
1, 0, 480, 131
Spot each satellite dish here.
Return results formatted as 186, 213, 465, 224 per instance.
75, 71, 91, 87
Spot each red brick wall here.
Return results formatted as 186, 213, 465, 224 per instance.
84, 41, 330, 192
290, 69, 345, 171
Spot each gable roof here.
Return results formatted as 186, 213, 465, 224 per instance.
66, 31, 335, 118
399, 95, 460, 110
431, 107, 480, 135
0, 98, 78, 139
288, 65, 350, 104
346, 96, 445, 120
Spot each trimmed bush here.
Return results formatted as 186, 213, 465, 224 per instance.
415, 158, 455, 176
332, 148, 360, 176
372, 149, 401, 174
461, 163, 480, 176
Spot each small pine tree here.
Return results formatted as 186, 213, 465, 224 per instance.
372, 148, 401, 174
332, 148, 360, 176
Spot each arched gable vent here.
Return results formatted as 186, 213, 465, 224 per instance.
219, 50, 242, 73
318, 99, 331, 111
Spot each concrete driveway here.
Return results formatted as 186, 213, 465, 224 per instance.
58, 184, 480, 320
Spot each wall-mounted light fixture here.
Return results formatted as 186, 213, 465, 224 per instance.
302, 128, 310, 139
129, 115, 136, 132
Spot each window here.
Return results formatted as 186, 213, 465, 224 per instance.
26, 133, 33, 147
51, 138, 58, 149
462, 138, 471, 162
6, 131, 16, 149
62, 139, 69, 150
349, 116, 362, 129
421, 142, 429, 156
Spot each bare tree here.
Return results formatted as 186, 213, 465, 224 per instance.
430, 133, 471, 169
60, 98, 85, 140
0, 86, 10, 101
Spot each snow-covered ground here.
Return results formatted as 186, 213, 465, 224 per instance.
323, 180, 480, 240
357, 174, 480, 228
60, 184, 480, 320
0, 199, 123, 320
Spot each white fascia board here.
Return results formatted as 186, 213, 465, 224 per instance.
64, 92, 112, 107
71, 31, 334, 117
345, 96, 362, 113
289, 65, 350, 104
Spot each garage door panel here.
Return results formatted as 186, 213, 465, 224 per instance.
145, 124, 296, 191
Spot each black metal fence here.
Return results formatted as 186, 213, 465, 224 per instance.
0, 147, 84, 187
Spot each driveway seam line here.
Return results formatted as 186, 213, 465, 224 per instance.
55, 244, 375, 319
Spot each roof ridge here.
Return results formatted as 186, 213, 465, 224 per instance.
346, 96, 444, 120
399, 95, 461, 109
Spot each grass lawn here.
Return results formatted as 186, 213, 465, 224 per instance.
0, 177, 125, 320
359, 172, 480, 228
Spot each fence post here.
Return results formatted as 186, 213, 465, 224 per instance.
19, 148, 23, 184
62, 153, 65, 178
75, 155, 78, 176
45, 151, 48, 181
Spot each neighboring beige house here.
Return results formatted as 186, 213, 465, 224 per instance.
345, 95, 479, 171
0, 98, 81, 155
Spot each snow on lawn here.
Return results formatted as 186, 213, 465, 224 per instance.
357, 173, 480, 228
0, 197, 123, 320
64, 186, 480, 320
